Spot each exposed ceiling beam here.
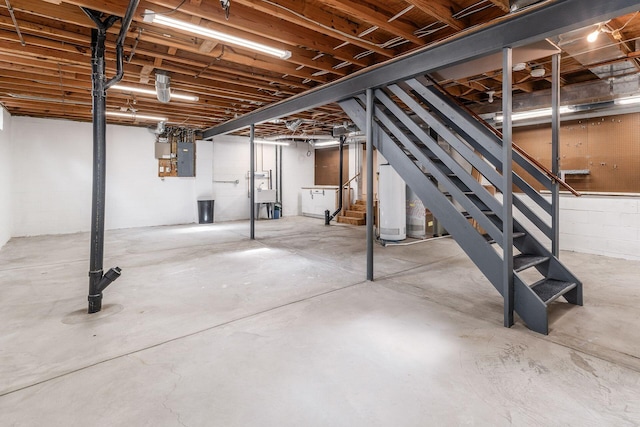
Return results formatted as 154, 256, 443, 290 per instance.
203, 0, 640, 138
319, 0, 425, 46
403, 0, 465, 31
486, 0, 510, 13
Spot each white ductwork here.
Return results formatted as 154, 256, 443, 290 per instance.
155, 71, 171, 103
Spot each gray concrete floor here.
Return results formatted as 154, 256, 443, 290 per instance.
1, 216, 639, 426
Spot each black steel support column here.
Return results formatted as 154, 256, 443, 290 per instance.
551, 53, 561, 257
502, 47, 514, 328
366, 88, 374, 281
250, 124, 255, 239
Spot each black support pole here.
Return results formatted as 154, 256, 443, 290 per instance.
83, 1, 138, 313
87, 24, 108, 313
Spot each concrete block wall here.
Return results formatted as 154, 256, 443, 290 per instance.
514, 193, 640, 261
558, 194, 640, 260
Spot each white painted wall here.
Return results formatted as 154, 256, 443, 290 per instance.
208, 136, 314, 220
514, 193, 640, 261
7, 118, 316, 237
10, 117, 196, 236
0, 107, 12, 248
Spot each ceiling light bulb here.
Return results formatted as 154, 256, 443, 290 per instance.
144, 10, 291, 60
587, 27, 600, 43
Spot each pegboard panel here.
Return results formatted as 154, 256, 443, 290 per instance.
512, 112, 640, 193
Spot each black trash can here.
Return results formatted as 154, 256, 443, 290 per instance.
197, 199, 214, 224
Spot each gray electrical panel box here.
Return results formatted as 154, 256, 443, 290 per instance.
177, 142, 195, 177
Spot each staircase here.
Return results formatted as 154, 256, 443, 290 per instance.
339, 76, 582, 335
337, 200, 366, 226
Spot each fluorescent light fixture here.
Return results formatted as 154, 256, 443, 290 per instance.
615, 95, 640, 105
144, 10, 291, 60
112, 84, 199, 102
106, 111, 168, 121
254, 139, 290, 146
314, 140, 340, 147
495, 106, 572, 122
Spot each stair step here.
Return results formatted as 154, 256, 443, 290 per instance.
530, 279, 577, 304
350, 204, 366, 211
461, 210, 496, 219
337, 216, 366, 226
513, 254, 549, 272
354, 200, 366, 205
483, 231, 526, 244
425, 172, 457, 179
344, 210, 366, 219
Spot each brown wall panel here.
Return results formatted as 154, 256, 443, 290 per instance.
314, 147, 349, 186
513, 112, 640, 193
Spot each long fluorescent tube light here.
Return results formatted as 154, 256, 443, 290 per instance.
144, 10, 291, 60
495, 106, 572, 122
314, 140, 340, 147
615, 95, 640, 106
254, 139, 290, 146
106, 111, 168, 121
112, 84, 199, 102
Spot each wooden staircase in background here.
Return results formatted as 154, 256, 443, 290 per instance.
337, 200, 366, 226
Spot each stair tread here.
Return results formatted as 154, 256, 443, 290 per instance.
337, 216, 366, 226
531, 278, 577, 304
461, 210, 496, 219
513, 254, 550, 272
483, 231, 526, 244
344, 210, 366, 218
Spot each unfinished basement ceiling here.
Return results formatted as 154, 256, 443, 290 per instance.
0, 0, 639, 138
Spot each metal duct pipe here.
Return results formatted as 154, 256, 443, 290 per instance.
510, 0, 546, 12
155, 71, 171, 103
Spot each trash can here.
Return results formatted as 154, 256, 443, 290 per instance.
273, 205, 281, 219
197, 199, 214, 224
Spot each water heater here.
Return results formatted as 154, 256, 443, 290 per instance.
379, 164, 406, 241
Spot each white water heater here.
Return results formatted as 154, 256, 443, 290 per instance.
379, 164, 406, 241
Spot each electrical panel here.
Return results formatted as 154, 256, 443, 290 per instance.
155, 126, 196, 178
177, 142, 195, 177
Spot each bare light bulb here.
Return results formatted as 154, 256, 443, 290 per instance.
587, 28, 600, 43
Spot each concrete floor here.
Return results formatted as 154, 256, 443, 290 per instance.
1, 216, 639, 426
